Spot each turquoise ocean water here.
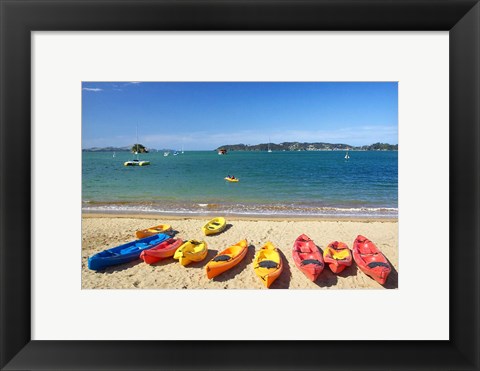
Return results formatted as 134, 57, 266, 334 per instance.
82, 150, 398, 218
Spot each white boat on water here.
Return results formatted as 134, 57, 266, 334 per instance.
164, 151, 170, 157
124, 125, 150, 166
345, 151, 350, 160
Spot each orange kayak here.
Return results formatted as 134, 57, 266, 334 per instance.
140, 238, 183, 264
323, 241, 352, 273
206, 239, 248, 279
352, 235, 391, 285
136, 224, 172, 239
292, 234, 324, 281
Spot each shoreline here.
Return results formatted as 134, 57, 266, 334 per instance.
82, 200, 398, 220
82, 212, 398, 223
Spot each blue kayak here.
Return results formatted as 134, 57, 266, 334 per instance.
88, 233, 171, 271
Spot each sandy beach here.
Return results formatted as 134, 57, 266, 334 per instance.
82, 214, 398, 289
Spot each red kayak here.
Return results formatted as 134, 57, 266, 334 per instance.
352, 235, 391, 285
140, 238, 183, 264
292, 234, 324, 281
323, 241, 352, 274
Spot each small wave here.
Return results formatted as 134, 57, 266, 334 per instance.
82, 201, 398, 219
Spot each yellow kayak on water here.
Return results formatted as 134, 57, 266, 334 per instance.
253, 241, 283, 288
202, 217, 226, 236
225, 177, 239, 182
173, 240, 208, 266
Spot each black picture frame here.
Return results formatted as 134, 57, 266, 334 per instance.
1, 0, 479, 370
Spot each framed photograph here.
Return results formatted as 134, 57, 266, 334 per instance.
1, 0, 479, 370
81, 81, 399, 291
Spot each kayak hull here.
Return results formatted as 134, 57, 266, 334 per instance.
292, 234, 324, 281
352, 235, 391, 285
224, 177, 239, 182
124, 160, 150, 166
202, 217, 227, 236
140, 238, 183, 264
88, 233, 170, 271
174, 240, 208, 266
206, 239, 248, 279
253, 241, 283, 288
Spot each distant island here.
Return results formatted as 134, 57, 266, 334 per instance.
82, 141, 398, 152
82, 146, 131, 152
82, 145, 173, 153
216, 142, 398, 152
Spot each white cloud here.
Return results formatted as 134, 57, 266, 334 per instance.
82, 88, 102, 92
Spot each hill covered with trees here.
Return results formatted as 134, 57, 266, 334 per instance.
216, 142, 398, 152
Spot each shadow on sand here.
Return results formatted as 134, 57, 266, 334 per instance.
382, 257, 398, 289
314, 267, 338, 288
336, 262, 358, 279
168, 230, 180, 238
101, 259, 143, 274
150, 257, 177, 268
212, 244, 256, 282
188, 249, 218, 269
269, 248, 292, 289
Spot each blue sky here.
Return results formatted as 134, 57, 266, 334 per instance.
82, 82, 398, 150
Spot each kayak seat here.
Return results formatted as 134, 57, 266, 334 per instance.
212, 255, 231, 262
257, 260, 278, 269
301, 259, 323, 266
295, 248, 311, 254
331, 250, 350, 260
301, 246, 313, 253
367, 261, 390, 269
101, 250, 118, 257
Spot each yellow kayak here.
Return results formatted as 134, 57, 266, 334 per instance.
206, 239, 248, 279
225, 177, 239, 182
253, 242, 283, 288
135, 224, 172, 239
202, 217, 226, 236
173, 240, 208, 266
